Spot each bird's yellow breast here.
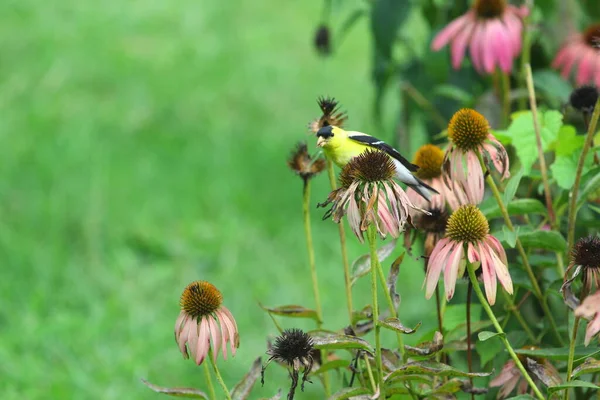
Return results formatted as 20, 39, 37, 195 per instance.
323, 138, 368, 168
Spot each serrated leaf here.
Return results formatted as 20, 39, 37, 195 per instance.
351, 239, 397, 285
502, 225, 519, 248
327, 387, 371, 400
515, 346, 600, 360
141, 379, 209, 398
514, 230, 567, 251
231, 358, 262, 400
503, 167, 524, 204
310, 330, 373, 352
478, 331, 504, 341
404, 331, 443, 356
259, 304, 320, 322
547, 380, 600, 394
384, 361, 491, 383
551, 152, 594, 190
571, 358, 600, 379
380, 318, 421, 334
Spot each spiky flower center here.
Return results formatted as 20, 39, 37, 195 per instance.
447, 109, 490, 151
570, 85, 599, 113
474, 0, 506, 19
339, 150, 395, 188
180, 281, 223, 319
584, 24, 600, 47
270, 329, 314, 364
446, 205, 489, 243
572, 236, 600, 270
414, 144, 444, 180
288, 142, 326, 180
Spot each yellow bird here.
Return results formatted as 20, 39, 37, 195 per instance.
316, 125, 437, 201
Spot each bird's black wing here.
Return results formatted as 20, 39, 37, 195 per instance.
347, 133, 418, 172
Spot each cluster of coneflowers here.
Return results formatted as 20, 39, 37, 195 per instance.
140, 1, 600, 399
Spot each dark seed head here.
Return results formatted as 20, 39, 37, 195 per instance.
584, 24, 600, 47
314, 24, 331, 55
268, 329, 314, 365
339, 150, 395, 188
572, 236, 600, 270
473, 0, 506, 19
287, 142, 326, 180
570, 85, 599, 113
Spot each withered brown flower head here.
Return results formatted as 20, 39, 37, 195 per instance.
308, 96, 348, 133
572, 236, 600, 271
584, 24, 600, 47
474, 0, 506, 19
338, 150, 396, 188
314, 24, 331, 55
562, 236, 600, 303
287, 142, 326, 181
570, 85, 599, 114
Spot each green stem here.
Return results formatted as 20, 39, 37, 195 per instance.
501, 72, 511, 128
375, 257, 405, 358
467, 281, 474, 400
477, 152, 565, 345
367, 225, 385, 396
302, 180, 324, 325
501, 290, 538, 344
567, 98, 600, 253
564, 317, 582, 400
518, 3, 532, 111
466, 262, 545, 400
326, 159, 354, 324
203, 362, 217, 400
208, 349, 232, 400
362, 353, 377, 395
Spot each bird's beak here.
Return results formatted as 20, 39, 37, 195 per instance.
316, 136, 326, 147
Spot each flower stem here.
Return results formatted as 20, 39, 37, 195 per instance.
567, 98, 600, 252
466, 281, 474, 400
208, 349, 232, 400
476, 152, 565, 345
362, 352, 377, 395
466, 262, 545, 400
302, 180, 323, 326
501, 72, 511, 128
203, 362, 217, 400
375, 257, 405, 358
518, 2, 533, 111
326, 159, 354, 324
525, 63, 557, 229
367, 225, 385, 396
564, 316, 582, 400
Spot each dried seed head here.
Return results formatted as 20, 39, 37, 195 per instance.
268, 329, 314, 365
287, 142, 326, 180
413, 144, 444, 180
448, 109, 491, 151
570, 85, 599, 113
180, 281, 223, 319
308, 97, 348, 133
572, 236, 600, 270
314, 24, 331, 55
584, 24, 600, 47
339, 150, 395, 188
446, 205, 489, 243
474, 0, 506, 19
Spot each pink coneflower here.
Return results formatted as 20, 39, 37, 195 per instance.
319, 150, 428, 242
425, 204, 513, 305
443, 109, 510, 205
431, 0, 528, 74
407, 144, 463, 211
575, 291, 600, 346
553, 24, 600, 87
174, 281, 239, 365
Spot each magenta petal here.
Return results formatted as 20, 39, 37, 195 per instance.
489, 19, 513, 73
443, 241, 465, 300
432, 14, 470, 51
480, 22, 496, 73
450, 18, 476, 69
469, 23, 485, 73
576, 48, 596, 85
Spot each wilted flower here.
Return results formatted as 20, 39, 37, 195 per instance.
443, 109, 510, 205
318, 150, 427, 242
553, 24, 600, 87
563, 236, 600, 295
407, 144, 464, 211
174, 281, 239, 365
308, 97, 348, 134
575, 291, 600, 346
261, 329, 314, 400
287, 142, 326, 183
405, 207, 449, 259
431, 0, 528, 74
425, 205, 513, 305
314, 24, 331, 55
570, 85, 599, 114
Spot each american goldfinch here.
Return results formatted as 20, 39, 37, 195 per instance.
316, 125, 437, 201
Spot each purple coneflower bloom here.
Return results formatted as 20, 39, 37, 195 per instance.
425, 204, 513, 305
443, 109, 510, 206
431, 0, 528, 74
174, 281, 239, 365
553, 24, 600, 87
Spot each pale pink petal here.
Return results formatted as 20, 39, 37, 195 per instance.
466, 151, 484, 204
478, 242, 497, 305
467, 242, 479, 263
378, 195, 398, 237
385, 183, 403, 225
576, 48, 596, 85
480, 22, 497, 73
485, 241, 513, 294
218, 310, 230, 360
195, 317, 210, 365
498, 375, 521, 398
207, 315, 222, 362
219, 308, 238, 356
177, 319, 192, 358
432, 13, 471, 51
490, 360, 518, 386
347, 195, 362, 241
443, 242, 465, 300
488, 19, 513, 73
469, 22, 485, 73
424, 238, 454, 299
485, 235, 508, 266
585, 313, 600, 346
186, 320, 199, 360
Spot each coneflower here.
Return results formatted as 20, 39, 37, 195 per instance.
553, 24, 600, 87
425, 204, 513, 305
575, 291, 600, 346
287, 142, 326, 184
563, 236, 600, 295
308, 97, 348, 134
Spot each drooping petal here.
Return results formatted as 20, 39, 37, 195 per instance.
450, 16, 476, 69
490, 360, 518, 387
485, 241, 513, 294
478, 242, 497, 305
443, 242, 465, 300
467, 242, 479, 264
217, 310, 230, 360
177, 319, 192, 358
466, 151, 484, 204
347, 194, 363, 242
377, 194, 399, 238
485, 235, 508, 266
480, 22, 496, 74
219, 307, 239, 356
469, 22, 485, 73
424, 238, 454, 299
576, 47, 597, 85
432, 13, 471, 51
207, 315, 222, 362
186, 320, 199, 361
490, 19, 514, 73
195, 317, 210, 365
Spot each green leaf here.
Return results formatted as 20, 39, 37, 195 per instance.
547, 380, 600, 394
313, 360, 350, 375
515, 346, 600, 360
141, 379, 209, 398
571, 358, 600, 379
384, 361, 491, 383
310, 330, 373, 352
443, 304, 482, 333
336, 8, 367, 47
351, 239, 397, 285
503, 167, 524, 204
327, 387, 371, 400
476, 334, 504, 366
478, 331, 504, 341
404, 331, 444, 356
549, 125, 585, 156
259, 304, 320, 322
505, 395, 537, 399
483, 199, 546, 219
380, 318, 421, 334
515, 230, 567, 252
533, 69, 573, 106
551, 152, 594, 190
434, 84, 474, 104
503, 110, 563, 174
578, 166, 600, 205
502, 225, 519, 248
231, 358, 262, 400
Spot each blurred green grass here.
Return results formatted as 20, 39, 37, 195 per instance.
0, 0, 436, 398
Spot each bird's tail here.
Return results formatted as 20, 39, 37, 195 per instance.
408, 177, 439, 203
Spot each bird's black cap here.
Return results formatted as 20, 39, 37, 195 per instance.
316, 125, 334, 138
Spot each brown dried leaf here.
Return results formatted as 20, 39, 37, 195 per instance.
141, 379, 209, 398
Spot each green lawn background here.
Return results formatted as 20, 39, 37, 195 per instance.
0, 0, 436, 398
